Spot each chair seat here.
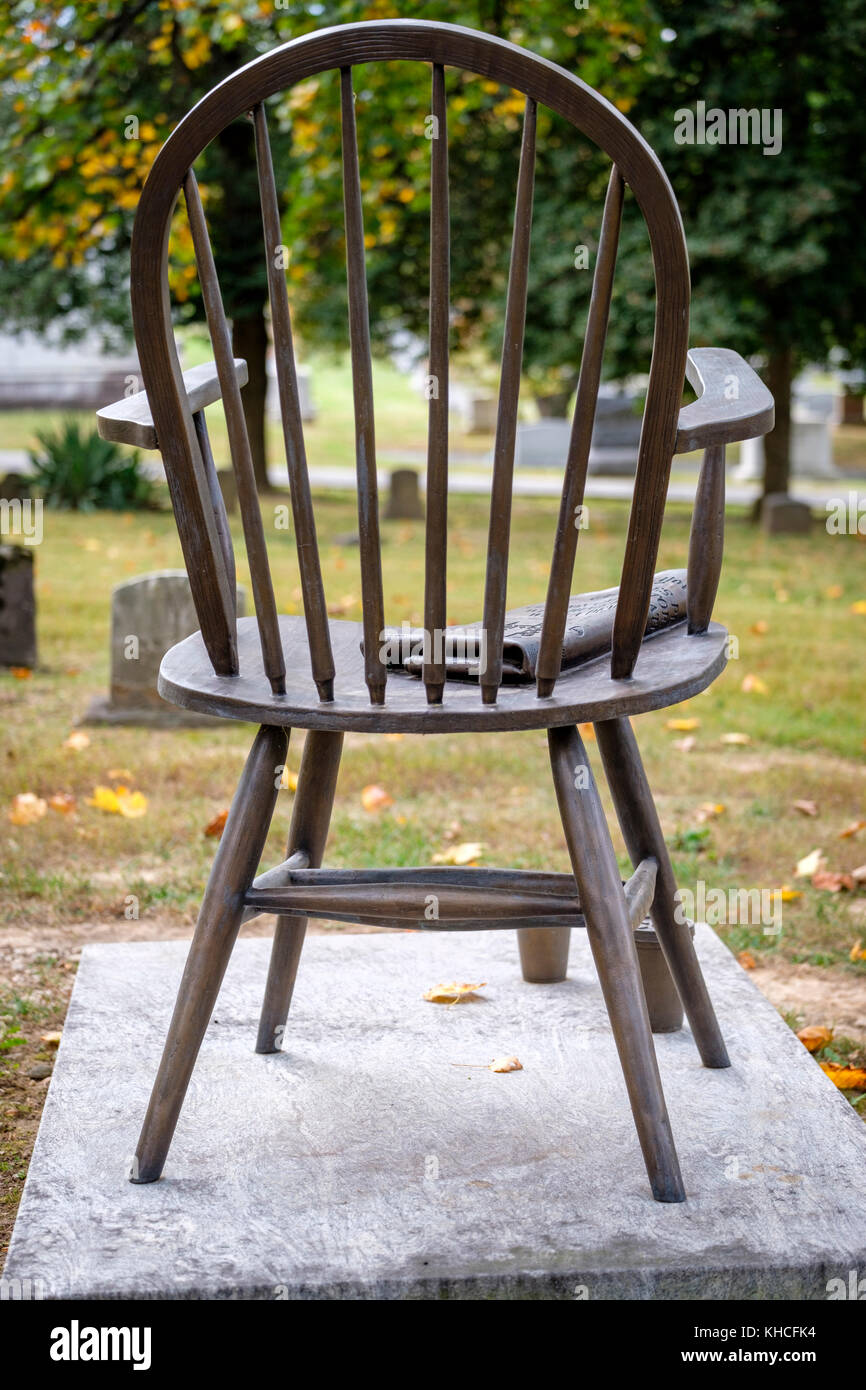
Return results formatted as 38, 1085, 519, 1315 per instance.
158, 613, 727, 733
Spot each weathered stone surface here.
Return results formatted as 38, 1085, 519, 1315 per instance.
5, 927, 866, 1300
0, 544, 36, 669
384, 469, 424, 520
761, 492, 813, 535
85, 569, 245, 726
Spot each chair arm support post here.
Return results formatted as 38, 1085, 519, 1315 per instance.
687, 444, 726, 635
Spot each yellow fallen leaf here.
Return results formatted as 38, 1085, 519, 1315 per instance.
850, 600, 866, 616
577, 722, 596, 741
770, 886, 802, 903
820, 1062, 866, 1090
87, 785, 148, 818
795, 848, 825, 878
279, 766, 298, 791
9, 792, 47, 825
489, 1055, 523, 1073
666, 717, 700, 732
750, 620, 769, 635
47, 792, 76, 815
360, 783, 393, 812
797, 1025, 833, 1053
793, 799, 818, 816
432, 841, 485, 865
40, 1032, 62, 1049
737, 951, 757, 970
741, 673, 769, 694
721, 732, 751, 745
849, 939, 866, 962
63, 731, 90, 751
824, 584, 843, 599
106, 767, 134, 782
696, 802, 726, 822
10, 666, 32, 679
423, 981, 486, 1005
838, 819, 866, 839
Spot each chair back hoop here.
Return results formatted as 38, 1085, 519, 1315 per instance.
130, 19, 690, 703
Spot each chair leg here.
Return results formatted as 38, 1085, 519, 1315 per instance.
131, 724, 288, 1184
548, 724, 685, 1203
594, 716, 730, 1069
255, 730, 343, 1054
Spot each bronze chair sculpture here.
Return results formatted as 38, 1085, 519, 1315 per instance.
97, 20, 774, 1202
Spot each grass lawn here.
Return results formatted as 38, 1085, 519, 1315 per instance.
2, 434, 866, 1254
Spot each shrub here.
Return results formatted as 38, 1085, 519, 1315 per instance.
27, 420, 157, 511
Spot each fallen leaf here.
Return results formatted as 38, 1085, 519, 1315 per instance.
852, 864, 866, 883
741, 673, 769, 694
326, 592, 359, 616
850, 600, 866, 616
793, 800, 818, 817
383, 733, 404, 741
820, 1062, 866, 1090
63, 731, 90, 751
812, 870, 856, 893
40, 1032, 62, 1049
696, 802, 726, 822
838, 819, 866, 839
824, 584, 844, 599
87, 785, 148, 818
47, 792, 76, 815
279, 766, 298, 792
673, 736, 696, 753
489, 1055, 523, 1073
432, 841, 485, 865
737, 951, 757, 970
795, 848, 825, 878
204, 809, 229, 839
577, 722, 596, 741
423, 981, 486, 1005
666, 717, 700, 731
10, 666, 32, 679
849, 939, 866, 962
720, 731, 751, 745
360, 783, 393, 812
770, 886, 802, 903
106, 767, 134, 782
750, 620, 769, 635
9, 792, 47, 825
797, 1025, 833, 1053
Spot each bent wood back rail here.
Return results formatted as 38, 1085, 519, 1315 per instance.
97, 19, 773, 1202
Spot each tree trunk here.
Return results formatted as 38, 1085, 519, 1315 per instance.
762, 348, 794, 499
232, 309, 269, 492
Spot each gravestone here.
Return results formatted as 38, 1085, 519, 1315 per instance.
266, 359, 315, 422
0, 545, 36, 669
736, 407, 841, 481
509, 391, 643, 474
761, 493, 813, 535
464, 394, 497, 434
384, 469, 424, 520
514, 420, 572, 469
85, 570, 245, 726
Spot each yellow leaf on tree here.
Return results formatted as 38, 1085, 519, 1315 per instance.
796, 1025, 833, 1053
795, 848, 825, 878
666, 718, 700, 731
9, 792, 47, 825
423, 981, 486, 1005
820, 1062, 866, 1091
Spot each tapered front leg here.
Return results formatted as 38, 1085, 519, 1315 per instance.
132, 724, 288, 1183
548, 724, 685, 1202
594, 716, 730, 1069
256, 730, 343, 1053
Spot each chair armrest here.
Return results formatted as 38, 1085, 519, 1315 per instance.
674, 347, 774, 455
96, 358, 249, 450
